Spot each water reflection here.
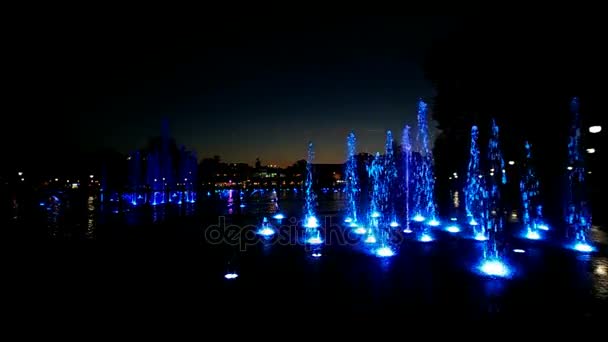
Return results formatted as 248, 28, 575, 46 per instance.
86, 195, 96, 239
592, 257, 608, 300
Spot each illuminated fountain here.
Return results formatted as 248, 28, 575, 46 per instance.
487, 119, 506, 218
565, 97, 594, 252
257, 217, 276, 237
366, 152, 394, 256
344, 131, 360, 227
303, 142, 322, 245
465, 125, 489, 241
476, 119, 510, 277
384, 130, 399, 229
366, 153, 383, 244
520, 141, 545, 240
413, 99, 438, 240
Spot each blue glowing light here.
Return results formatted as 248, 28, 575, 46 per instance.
419, 234, 433, 242
513, 249, 526, 253
474, 232, 488, 241
257, 227, 276, 237
312, 252, 322, 258
428, 219, 440, 227
370, 211, 381, 218
450, 217, 458, 221
240, 204, 245, 208
365, 235, 377, 244
572, 242, 595, 253
224, 273, 239, 280
389, 221, 400, 228
39, 202, 45, 206
413, 214, 426, 222
469, 219, 479, 226
446, 225, 460, 233
304, 216, 319, 228
479, 259, 510, 278
354, 227, 367, 234
306, 236, 323, 245
413, 99, 438, 224
403, 228, 413, 234
273, 213, 285, 220
537, 223, 549, 231
348, 222, 359, 228
375, 247, 395, 257
524, 230, 541, 240
344, 217, 353, 223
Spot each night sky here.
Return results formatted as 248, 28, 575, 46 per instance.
8, 15, 462, 167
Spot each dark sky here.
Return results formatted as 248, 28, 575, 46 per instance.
8, 15, 462, 166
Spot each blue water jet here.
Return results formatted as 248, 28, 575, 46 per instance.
487, 119, 506, 226
520, 141, 545, 240
413, 99, 438, 238
304, 142, 319, 229
384, 130, 399, 228
257, 217, 276, 237
565, 97, 593, 251
402, 125, 412, 231
344, 131, 360, 226
465, 126, 488, 240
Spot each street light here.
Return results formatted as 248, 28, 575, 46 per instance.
589, 126, 602, 134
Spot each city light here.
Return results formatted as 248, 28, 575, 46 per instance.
586, 148, 595, 154
567, 166, 573, 170
224, 273, 239, 280
508, 160, 515, 165
589, 125, 602, 133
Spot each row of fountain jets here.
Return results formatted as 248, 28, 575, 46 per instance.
253, 97, 593, 278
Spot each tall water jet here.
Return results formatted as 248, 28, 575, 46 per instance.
303, 142, 322, 244
487, 119, 506, 216
384, 130, 399, 228
520, 141, 544, 240
413, 99, 438, 226
465, 126, 488, 241
402, 125, 412, 233
344, 132, 359, 226
367, 152, 393, 256
565, 97, 593, 252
